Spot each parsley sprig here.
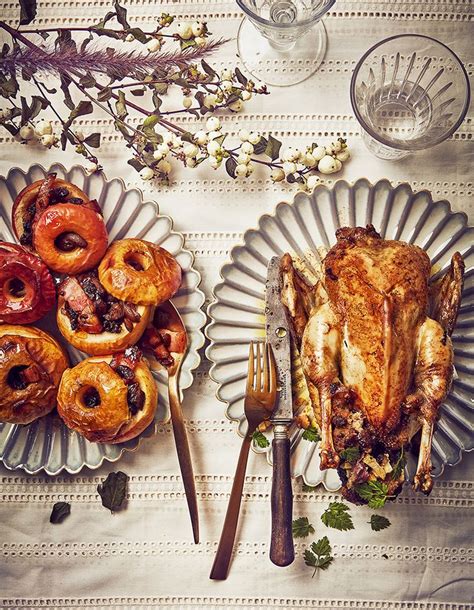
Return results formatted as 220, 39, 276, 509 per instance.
252, 429, 270, 448
321, 502, 354, 531
292, 516, 315, 538
303, 536, 334, 576
340, 446, 360, 464
355, 481, 394, 509
302, 426, 321, 443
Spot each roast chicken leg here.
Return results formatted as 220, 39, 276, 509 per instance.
282, 226, 464, 501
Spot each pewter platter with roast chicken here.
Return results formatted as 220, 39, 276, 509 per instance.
206, 179, 474, 498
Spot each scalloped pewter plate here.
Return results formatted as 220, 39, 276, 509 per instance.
0, 163, 206, 475
206, 179, 474, 490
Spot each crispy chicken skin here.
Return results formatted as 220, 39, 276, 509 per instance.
282, 226, 464, 500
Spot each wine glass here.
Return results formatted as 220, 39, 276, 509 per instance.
350, 34, 471, 160
236, 0, 336, 87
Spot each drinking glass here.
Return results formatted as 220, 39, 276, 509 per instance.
236, 0, 336, 87
350, 35, 470, 160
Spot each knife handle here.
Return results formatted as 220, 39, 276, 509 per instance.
270, 424, 294, 567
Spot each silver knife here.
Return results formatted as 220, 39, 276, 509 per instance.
265, 256, 295, 567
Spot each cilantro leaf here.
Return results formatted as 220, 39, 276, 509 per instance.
340, 446, 360, 464
391, 448, 406, 480
369, 514, 391, 531
302, 426, 321, 443
303, 536, 334, 577
252, 429, 270, 448
321, 502, 354, 531
355, 481, 392, 509
292, 516, 315, 538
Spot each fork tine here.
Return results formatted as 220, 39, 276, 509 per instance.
247, 342, 254, 394
255, 341, 262, 391
263, 341, 269, 392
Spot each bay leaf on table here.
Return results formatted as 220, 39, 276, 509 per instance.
97, 471, 129, 512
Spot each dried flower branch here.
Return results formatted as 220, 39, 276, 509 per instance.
0, 0, 351, 188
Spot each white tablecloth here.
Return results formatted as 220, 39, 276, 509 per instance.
0, 1, 473, 608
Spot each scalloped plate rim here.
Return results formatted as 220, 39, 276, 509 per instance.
205, 177, 473, 487
0, 163, 206, 476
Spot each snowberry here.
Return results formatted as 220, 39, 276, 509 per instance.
206, 116, 221, 132
318, 155, 342, 174
302, 152, 316, 168
247, 132, 261, 145
85, 161, 99, 175
186, 157, 197, 168
203, 94, 218, 109
139, 167, 154, 180
207, 130, 221, 142
283, 161, 297, 175
194, 36, 206, 45
147, 38, 162, 53
40, 134, 57, 148
125, 33, 135, 42
209, 157, 222, 169
306, 175, 320, 190
235, 164, 248, 178
240, 141, 254, 155
312, 145, 326, 161
182, 96, 193, 109
330, 140, 343, 153
177, 22, 193, 40
207, 140, 221, 156
237, 152, 251, 165
336, 149, 350, 162
239, 129, 250, 142
241, 91, 252, 101
281, 147, 299, 162
229, 99, 243, 112
0, 108, 12, 120
74, 130, 85, 142
191, 22, 205, 37
153, 143, 170, 160
221, 80, 233, 93
270, 168, 285, 182
157, 159, 172, 174
194, 130, 208, 145
221, 68, 233, 81
19, 125, 35, 141
34, 119, 53, 137
183, 143, 199, 157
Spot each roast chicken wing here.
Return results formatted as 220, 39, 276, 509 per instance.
282, 226, 464, 502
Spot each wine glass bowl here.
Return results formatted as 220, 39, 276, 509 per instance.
236, 0, 336, 87
350, 34, 471, 160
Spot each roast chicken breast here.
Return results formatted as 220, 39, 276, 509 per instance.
281, 225, 464, 501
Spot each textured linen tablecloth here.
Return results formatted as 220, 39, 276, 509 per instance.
0, 1, 473, 609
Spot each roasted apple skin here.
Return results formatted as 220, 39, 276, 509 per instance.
0, 242, 56, 324
98, 238, 182, 305
33, 203, 108, 274
0, 324, 69, 424
57, 352, 157, 443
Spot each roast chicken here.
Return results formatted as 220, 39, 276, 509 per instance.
281, 226, 464, 503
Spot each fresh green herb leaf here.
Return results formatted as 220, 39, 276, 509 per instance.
49, 501, 71, 524
355, 481, 392, 509
292, 516, 315, 538
303, 536, 334, 577
252, 429, 270, 448
321, 502, 354, 531
340, 446, 360, 464
97, 471, 129, 512
391, 448, 406, 480
369, 514, 391, 531
302, 426, 321, 443
302, 483, 317, 492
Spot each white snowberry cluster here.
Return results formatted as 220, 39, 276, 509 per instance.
17, 119, 59, 149
175, 20, 209, 46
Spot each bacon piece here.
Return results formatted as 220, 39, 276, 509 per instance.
59, 276, 102, 333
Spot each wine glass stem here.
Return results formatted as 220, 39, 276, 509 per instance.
268, 39, 296, 51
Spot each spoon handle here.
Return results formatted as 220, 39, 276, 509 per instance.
168, 371, 199, 544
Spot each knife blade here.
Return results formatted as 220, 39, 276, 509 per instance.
265, 255, 295, 567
